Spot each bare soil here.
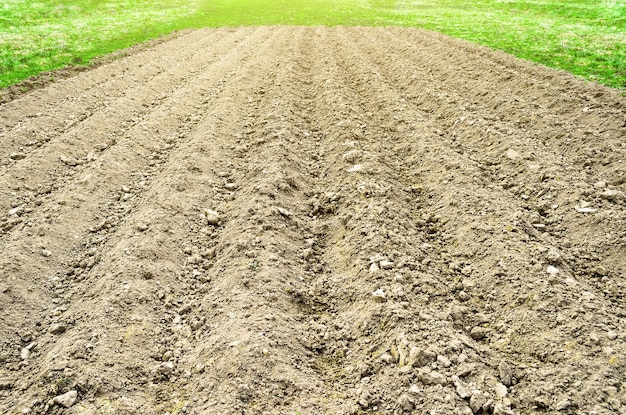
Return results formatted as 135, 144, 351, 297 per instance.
1, 27, 625, 415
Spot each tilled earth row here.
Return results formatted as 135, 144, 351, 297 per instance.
0, 26, 625, 415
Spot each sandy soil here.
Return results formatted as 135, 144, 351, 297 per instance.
0, 26, 625, 415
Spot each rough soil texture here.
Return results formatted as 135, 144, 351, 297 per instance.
1, 26, 625, 415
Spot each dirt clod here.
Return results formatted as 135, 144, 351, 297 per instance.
52, 390, 78, 408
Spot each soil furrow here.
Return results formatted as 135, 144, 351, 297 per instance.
0, 29, 252, 222
332, 26, 626, 414
343, 26, 626, 323
298, 27, 498, 414
1, 27, 625, 415
172, 27, 344, 414
0, 27, 275, 413
0, 29, 228, 133
394, 27, 626, 114
369, 27, 626, 185
0, 26, 321, 415
0, 28, 262, 238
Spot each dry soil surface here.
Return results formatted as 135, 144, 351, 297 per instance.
1, 26, 626, 415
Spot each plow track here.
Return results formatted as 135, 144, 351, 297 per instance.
1, 27, 625, 415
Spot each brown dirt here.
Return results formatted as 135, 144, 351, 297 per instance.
1, 26, 625, 415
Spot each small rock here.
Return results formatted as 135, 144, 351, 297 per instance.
179, 304, 193, 314
9, 152, 26, 160
592, 265, 609, 276
379, 260, 394, 270
532, 396, 550, 409
390, 345, 400, 364
437, 355, 451, 368
453, 376, 471, 399
470, 327, 487, 340
53, 390, 77, 408
121, 185, 131, 193
594, 181, 607, 189
369, 262, 380, 273
8, 207, 22, 216
372, 289, 386, 302
347, 164, 363, 172
417, 368, 446, 385
190, 320, 203, 331
545, 249, 562, 264
498, 361, 513, 386
157, 361, 174, 376
20, 342, 36, 360
555, 399, 572, 411
470, 391, 488, 414
474, 313, 489, 325
409, 347, 436, 368
188, 254, 202, 265
277, 207, 292, 217
461, 279, 475, 289
456, 362, 476, 378
505, 149, 520, 160
358, 391, 372, 409
50, 324, 66, 335
59, 155, 80, 166
493, 403, 514, 415
575, 206, 597, 213
546, 265, 559, 276
397, 393, 414, 411
457, 291, 469, 302
600, 189, 625, 203
607, 331, 618, 340
408, 384, 421, 395
204, 209, 220, 226
494, 383, 508, 399
369, 254, 386, 263
380, 353, 393, 364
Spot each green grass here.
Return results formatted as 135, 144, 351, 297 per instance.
0, 0, 195, 87
0, 0, 625, 89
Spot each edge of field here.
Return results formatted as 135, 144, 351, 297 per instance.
2, 25, 624, 106
1, 0, 624, 95
0, 29, 193, 104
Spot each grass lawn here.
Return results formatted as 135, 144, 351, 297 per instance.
0, 0, 624, 89
0, 0, 195, 88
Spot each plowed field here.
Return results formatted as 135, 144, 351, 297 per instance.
1, 27, 626, 415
